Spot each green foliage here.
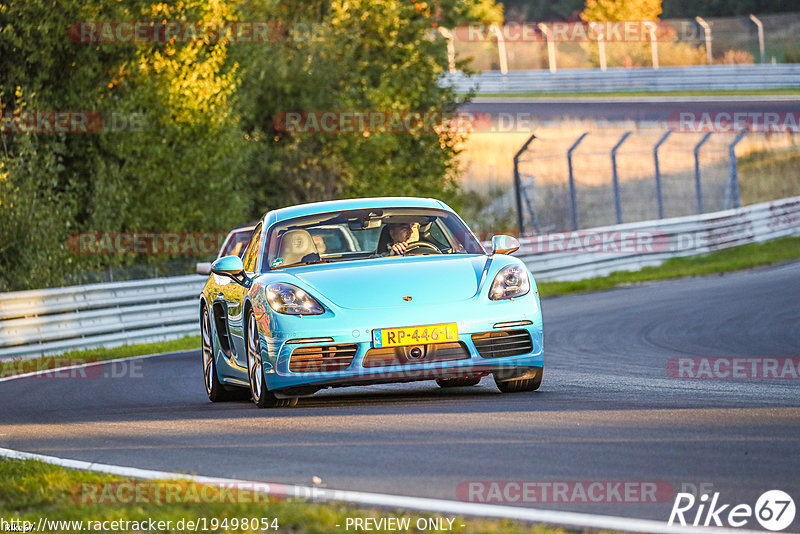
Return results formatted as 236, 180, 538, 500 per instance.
232, 0, 501, 216
581, 0, 662, 21
0, 0, 250, 290
2, 0, 503, 290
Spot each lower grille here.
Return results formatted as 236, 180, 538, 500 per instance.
363, 341, 470, 367
471, 329, 533, 358
289, 344, 357, 373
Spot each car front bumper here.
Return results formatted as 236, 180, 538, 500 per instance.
257, 293, 544, 393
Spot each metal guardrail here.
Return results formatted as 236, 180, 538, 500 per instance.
0, 195, 798, 360
443, 64, 800, 93
519, 196, 800, 281
0, 275, 204, 359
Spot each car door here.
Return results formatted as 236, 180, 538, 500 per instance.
226, 223, 262, 368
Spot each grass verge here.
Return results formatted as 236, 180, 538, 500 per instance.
537, 235, 800, 298
0, 336, 199, 379
471, 88, 800, 98
0, 458, 566, 534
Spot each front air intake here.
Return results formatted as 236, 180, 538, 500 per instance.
471, 330, 533, 358
289, 344, 358, 373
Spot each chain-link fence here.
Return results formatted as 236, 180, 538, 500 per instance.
473, 129, 799, 234
452, 12, 800, 71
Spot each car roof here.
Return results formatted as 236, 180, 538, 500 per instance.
261, 197, 452, 228
232, 221, 258, 232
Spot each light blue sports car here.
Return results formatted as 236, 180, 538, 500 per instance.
200, 197, 544, 408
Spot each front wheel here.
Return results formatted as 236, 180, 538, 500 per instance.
247, 311, 297, 408
493, 367, 543, 393
202, 307, 244, 402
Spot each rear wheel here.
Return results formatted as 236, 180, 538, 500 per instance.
493, 367, 543, 393
247, 311, 297, 408
202, 307, 243, 402
436, 377, 481, 388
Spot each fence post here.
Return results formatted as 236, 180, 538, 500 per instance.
437, 27, 457, 73
696, 17, 712, 65
513, 134, 537, 236
693, 132, 713, 213
725, 130, 748, 209
653, 130, 672, 219
643, 21, 659, 69
598, 35, 607, 71
611, 131, 633, 225
538, 23, 557, 73
489, 24, 509, 74
567, 132, 589, 230
748, 14, 765, 64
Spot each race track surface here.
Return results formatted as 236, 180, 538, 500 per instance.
2, 261, 799, 524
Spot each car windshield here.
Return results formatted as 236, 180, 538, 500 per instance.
263, 207, 484, 270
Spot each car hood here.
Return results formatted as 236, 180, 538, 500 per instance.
292, 255, 489, 309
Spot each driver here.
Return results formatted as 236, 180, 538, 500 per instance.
388, 222, 421, 255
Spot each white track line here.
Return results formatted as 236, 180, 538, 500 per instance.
0, 354, 769, 533
0, 447, 764, 534
0, 350, 192, 383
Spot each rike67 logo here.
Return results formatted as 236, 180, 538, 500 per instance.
669, 490, 796, 531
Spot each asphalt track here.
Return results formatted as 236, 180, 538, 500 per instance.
1, 261, 799, 527
463, 96, 800, 122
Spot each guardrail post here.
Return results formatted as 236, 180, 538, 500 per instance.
725, 130, 748, 209
567, 132, 589, 230
693, 132, 713, 213
611, 131, 633, 225
653, 130, 672, 219
513, 134, 537, 236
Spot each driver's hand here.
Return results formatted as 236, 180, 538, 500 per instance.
390, 242, 408, 255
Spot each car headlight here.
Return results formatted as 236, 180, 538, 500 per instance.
489, 265, 530, 300
266, 283, 324, 315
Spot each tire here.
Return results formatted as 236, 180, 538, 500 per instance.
202, 307, 245, 402
493, 367, 543, 393
436, 377, 481, 388
246, 310, 297, 408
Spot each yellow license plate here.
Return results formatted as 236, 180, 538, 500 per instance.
372, 323, 458, 348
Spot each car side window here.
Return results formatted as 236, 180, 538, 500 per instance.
242, 224, 262, 272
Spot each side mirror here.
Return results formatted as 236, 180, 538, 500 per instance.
491, 235, 520, 255
211, 255, 246, 282
196, 262, 211, 275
